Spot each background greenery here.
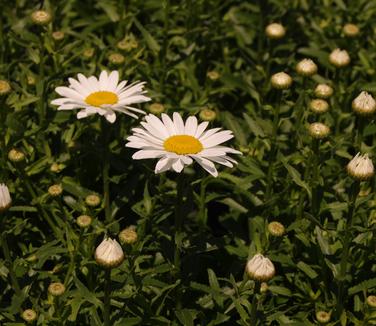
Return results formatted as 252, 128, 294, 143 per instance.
1, 0, 376, 325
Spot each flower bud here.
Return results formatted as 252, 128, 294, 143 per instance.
310, 99, 329, 114
265, 23, 286, 39
48, 282, 65, 296
83, 48, 95, 59
271, 72, 292, 89
296, 59, 317, 76
352, 91, 376, 116
207, 71, 220, 81
76, 215, 92, 228
268, 221, 285, 237
246, 254, 275, 282
260, 282, 269, 293
347, 153, 374, 181
329, 49, 350, 67
199, 108, 217, 121
367, 295, 376, 308
27, 75, 36, 86
149, 103, 165, 114
0, 184, 12, 212
85, 194, 101, 207
95, 238, 124, 268
22, 309, 37, 323
314, 84, 333, 99
50, 162, 62, 173
117, 36, 138, 51
343, 23, 359, 37
119, 226, 138, 245
31, 10, 52, 25
52, 31, 65, 41
8, 148, 25, 162
308, 122, 330, 139
108, 53, 125, 65
0, 80, 11, 95
315, 311, 330, 324
48, 184, 63, 197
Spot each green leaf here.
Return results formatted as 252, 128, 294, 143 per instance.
297, 261, 318, 279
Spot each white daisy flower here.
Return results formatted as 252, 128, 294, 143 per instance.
126, 112, 241, 177
51, 70, 151, 123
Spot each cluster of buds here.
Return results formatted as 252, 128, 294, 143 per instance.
246, 254, 275, 282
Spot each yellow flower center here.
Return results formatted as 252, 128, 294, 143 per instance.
85, 91, 118, 107
163, 135, 203, 155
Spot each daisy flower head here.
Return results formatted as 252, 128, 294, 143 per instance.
51, 70, 151, 123
126, 112, 242, 177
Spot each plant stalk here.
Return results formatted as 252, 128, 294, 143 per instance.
250, 280, 261, 325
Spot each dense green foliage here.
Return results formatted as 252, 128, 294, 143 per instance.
1, 0, 376, 325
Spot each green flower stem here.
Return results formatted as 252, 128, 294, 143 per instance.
64, 229, 83, 285
19, 169, 60, 239
295, 79, 307, 149
198, 177, 208, 226
174, 173, 185, 310
101, 119, 111, 224
0, 220, 21, 296
250, 280, 261, 325
265, 92, 282, 204
37, 33, 46, 127
336, 180, 360, 317
311, 139, 320, 217
356, 116, 364, 150
103, 268, 111, 326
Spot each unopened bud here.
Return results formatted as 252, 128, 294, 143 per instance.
0, 184, 12, 212
52, 31, 65, 41
8, 148, 25, 162
31, 10, 52, 25
271, 72, 292, 89
0, 80, 11, 95
48, 282, 65, 296
352, 91, 376, 116
119, 226, 138, 245
108, 53, 125, 65
85, 194, 101, 207
246, 254, 275, 282
95, 238, 124, 268
83, 48, 95, 59
48, 184, 63, 197
367, 295, 376, 308
296, 59, 317, 76
329, 49, 350, 68
308, 122, 330, 139
347, 153, 374, 181
314, 84, 333, 99
343, 23, 359, 37
149, 103, 165, 114
76, 215, 92, 228
207, 71, 220, 81
316, 311, 330, 324
310, 99, 329, 114
199, 108, 217, 121
268, 221, 285, 236
22, 309, 37, 323
265, 23, 286, 39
